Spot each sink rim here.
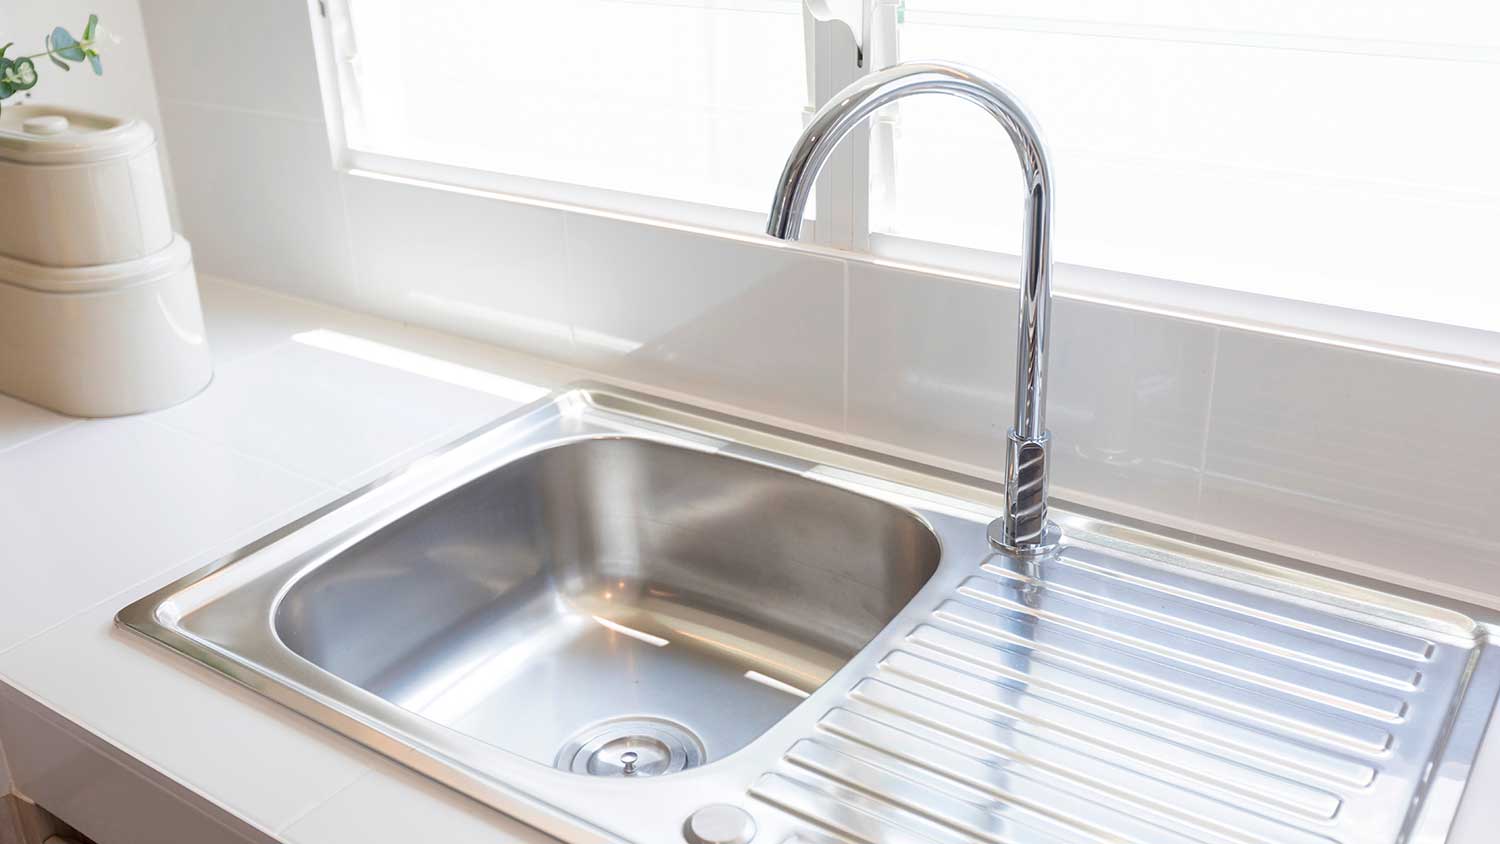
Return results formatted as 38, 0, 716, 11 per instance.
117, 381, 1500, 844
117, 384, 982, 844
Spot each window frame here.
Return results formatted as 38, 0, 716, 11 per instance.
305, 0, 1500, 371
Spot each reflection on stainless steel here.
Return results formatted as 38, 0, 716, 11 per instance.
765, 61, 1058, 555
119, 385, 1500, 844
271, 435, 938, 771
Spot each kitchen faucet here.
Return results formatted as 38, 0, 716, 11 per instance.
766, 61, 1060, 555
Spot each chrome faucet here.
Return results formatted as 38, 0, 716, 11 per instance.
766, 61, 1060, 555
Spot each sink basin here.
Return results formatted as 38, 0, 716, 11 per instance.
120, 384, 1500, 844
273, 436, 939, 774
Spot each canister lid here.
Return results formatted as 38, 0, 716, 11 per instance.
0, 104, 155, 165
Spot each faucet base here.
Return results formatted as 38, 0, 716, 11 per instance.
994, 428, 1058, 555
987, 519, 1062, 557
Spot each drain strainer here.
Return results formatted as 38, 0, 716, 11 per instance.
555, 717, 706, 777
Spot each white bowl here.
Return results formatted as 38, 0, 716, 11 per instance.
0, 235, 212, 417
0, 105, 173, 267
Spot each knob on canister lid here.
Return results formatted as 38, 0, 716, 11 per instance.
21, 115, 70, 135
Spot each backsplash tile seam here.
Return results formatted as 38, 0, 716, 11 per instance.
1196, 326, 1223, 506
559, 211, 583, 354
332, 167, 365, 311
157, 96, 325, 127
840, 258, 851, 432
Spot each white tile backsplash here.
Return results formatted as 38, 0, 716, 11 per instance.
341, 176, 576, 361
847, 262, 1216, 521
565, 213, 847, 432
196, 274, 373, 366
1201, 328, 1500, 602
159, 101, 353, 303
132, 4, 1500, 606
140, 0, 325, 121
1049, 297, 1217, 520
847, 262, 1017, 471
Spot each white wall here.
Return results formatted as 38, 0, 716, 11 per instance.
2, 0, 177, 221
138, 0, 1500, 607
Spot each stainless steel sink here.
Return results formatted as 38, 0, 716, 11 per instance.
120, 385, 1500, 844
273, 435, 939, 775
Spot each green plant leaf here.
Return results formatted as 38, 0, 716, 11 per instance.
9, 57, 37, 90
88, 53, 102, 75
45, 34, 71, 71
0, 59, 14, 100
0, 43, 12, 59
52, 27, 86, 61
84, 14, 99, 42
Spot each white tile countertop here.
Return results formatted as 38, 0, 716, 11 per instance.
0, 277, 572, 844
1, 276, 1498, 844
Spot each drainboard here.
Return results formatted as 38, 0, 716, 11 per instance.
119, 384, 1500, 844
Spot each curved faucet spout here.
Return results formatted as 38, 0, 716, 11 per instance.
765, 61, 1060, 555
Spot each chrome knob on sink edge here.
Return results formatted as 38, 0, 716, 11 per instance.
684, 804, 755, 844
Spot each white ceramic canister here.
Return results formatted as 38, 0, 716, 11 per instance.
0, 235, 212, 417
0, 104, 173, 267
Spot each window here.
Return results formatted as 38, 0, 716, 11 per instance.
876, 2, 1500, 333
318, 1, 1500, 334
329, 0, 808, 224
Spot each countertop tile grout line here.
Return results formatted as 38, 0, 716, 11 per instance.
0, 485, 335, 663
274, 767, 375, 836
209, 327, 326, 370
0, 416, 85, 458
138, 412, 340, 491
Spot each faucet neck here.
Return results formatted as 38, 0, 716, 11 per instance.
765, 61, 1059, 555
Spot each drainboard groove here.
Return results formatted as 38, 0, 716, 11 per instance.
924, 605, 1399, 752
846, 676, 1342, 822
875, 644, 1378, 792
815, 705, 1329, 844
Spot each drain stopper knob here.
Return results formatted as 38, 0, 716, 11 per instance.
620, 751, 639, 775
684, 804, 756, 844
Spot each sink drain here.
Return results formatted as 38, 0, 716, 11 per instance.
555, 717, 705, 777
